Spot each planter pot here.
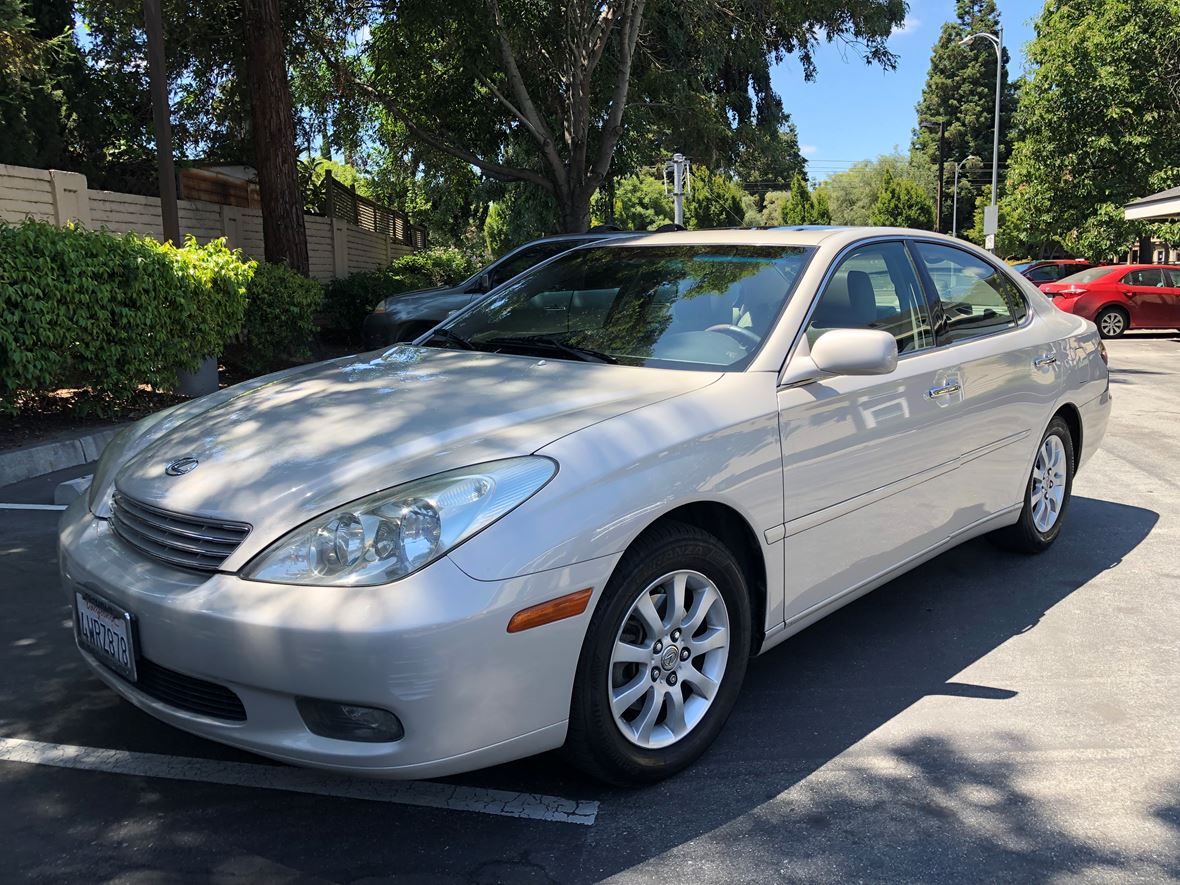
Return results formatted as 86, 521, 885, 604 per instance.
177, 356, 219, 397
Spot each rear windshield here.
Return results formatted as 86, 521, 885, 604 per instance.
437, 244, 812, 370
1059, 267, 1115, 283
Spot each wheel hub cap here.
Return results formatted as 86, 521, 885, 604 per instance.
1030, 434, 1068, 533
608, 570, 731, 749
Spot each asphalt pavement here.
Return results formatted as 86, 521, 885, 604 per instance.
1, 334, 1177, 883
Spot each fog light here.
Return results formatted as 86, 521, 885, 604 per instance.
296, 698, 404, 743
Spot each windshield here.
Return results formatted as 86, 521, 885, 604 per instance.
1059, 266, 1115, 283
433, 244, 812, 370
1012, 261, 1034, 272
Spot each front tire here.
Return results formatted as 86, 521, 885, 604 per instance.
993, 416, 1075, 554
564, 522, 751, 785
1096, 307, 1128, 338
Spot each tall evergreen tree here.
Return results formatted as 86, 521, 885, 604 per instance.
912, 0, 1016, 235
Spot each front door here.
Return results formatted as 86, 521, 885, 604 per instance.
777, 240, 966, 623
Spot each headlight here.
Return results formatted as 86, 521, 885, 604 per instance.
242, 457, 556, 587
371, 299, 389, 314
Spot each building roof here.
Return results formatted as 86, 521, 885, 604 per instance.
1124, 186, 1180, 220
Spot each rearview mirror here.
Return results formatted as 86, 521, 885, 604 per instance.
811, 328, 898, 376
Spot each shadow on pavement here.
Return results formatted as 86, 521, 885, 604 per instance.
0, 494, 1164, 882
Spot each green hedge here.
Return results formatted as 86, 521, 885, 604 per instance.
0, 222, 249, 414
0, 221, 325, 415
238, 262, 324, 374
322, 246, 478, 337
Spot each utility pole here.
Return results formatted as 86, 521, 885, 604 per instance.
921, 120, 947, 233
666, 153, 689, 226
143, 0, 179, 245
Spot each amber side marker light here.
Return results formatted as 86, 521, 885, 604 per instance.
507, 588, 593, 633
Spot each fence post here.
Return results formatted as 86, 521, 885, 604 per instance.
331, 218, 349, 278
323, 169, 334, 218
48, 170, 92, 227
220, 205, 243, 248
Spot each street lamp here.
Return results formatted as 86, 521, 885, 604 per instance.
960, 25, 1003, 251
920, 119, 946, 233
952, 155, 980, 238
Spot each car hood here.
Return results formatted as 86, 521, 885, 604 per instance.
115, 346, 720, 561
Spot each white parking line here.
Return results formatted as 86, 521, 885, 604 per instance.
0, 736, 598, 826
0, 503, 67, 511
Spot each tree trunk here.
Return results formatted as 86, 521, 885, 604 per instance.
243, 0, 308, 275
555, 187, 593, 233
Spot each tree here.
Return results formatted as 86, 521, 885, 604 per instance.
870, 170, 934, 228
823, 153, 935, 225
326, 0, 906, 233
685, 169, 749, 229
1004, 0, 1180, 259
912, 0, 1017, 235
596, 172, 673, 231
734, 124, 807, 194
242, 0, 308, 273
779, 173, 832, 225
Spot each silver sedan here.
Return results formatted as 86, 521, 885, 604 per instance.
60, 228, 1110, 784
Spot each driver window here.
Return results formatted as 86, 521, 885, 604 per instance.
806, 241, 934, 353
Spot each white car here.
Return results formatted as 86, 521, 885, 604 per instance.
60, 227, 1111, 784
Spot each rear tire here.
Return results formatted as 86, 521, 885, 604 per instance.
564, 522, 751, 785
1096, 307, 1128, 338
992, 416, 1075, 554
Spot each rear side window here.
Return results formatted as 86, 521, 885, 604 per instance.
1123, 268, 1167, 287
913, 242, 1029, 344
806, 241, 934, 353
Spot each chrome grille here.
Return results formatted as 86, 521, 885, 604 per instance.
110, 492, 251, 572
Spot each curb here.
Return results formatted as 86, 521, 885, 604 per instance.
0, 427, 125, 487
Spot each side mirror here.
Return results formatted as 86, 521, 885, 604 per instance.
783, 328, 898, 386
811, 328, 898, 376
474, 273, 492, 293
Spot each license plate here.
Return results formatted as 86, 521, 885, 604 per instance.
74, 589, 138, 682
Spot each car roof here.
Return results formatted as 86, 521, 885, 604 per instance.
582, 226, 967, 249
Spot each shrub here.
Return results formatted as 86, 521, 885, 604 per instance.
0, 222, 248, 415
237, 262, 324, 373
321, 246, 479, 336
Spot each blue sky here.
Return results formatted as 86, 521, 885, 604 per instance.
772, 0, 1043, 179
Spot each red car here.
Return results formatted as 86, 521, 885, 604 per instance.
1040, 264, 1180, 338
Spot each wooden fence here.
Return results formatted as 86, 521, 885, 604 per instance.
0, 163, 424, 281
320, 171, 428, 250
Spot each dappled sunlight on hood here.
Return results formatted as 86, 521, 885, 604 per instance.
112, 346, 720, 559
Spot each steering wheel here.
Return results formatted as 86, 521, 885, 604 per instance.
706, 324, 762, 347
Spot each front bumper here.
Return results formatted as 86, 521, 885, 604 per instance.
58, 496, 618, 778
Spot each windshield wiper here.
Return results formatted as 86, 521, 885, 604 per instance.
422, 326, 476, 350
484, 335, 618, 364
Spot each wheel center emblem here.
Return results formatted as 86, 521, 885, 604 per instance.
660, 646, 679, 670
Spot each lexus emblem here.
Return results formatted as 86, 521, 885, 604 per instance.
165, 457, 199, 476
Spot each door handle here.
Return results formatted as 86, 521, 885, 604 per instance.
927, 382, 961, 399
1033, 355, 1057, 368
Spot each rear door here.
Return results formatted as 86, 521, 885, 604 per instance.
1120, 268, 1171, 327
910, 240, 1060, 528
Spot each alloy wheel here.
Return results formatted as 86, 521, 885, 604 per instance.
608, 570, 730, 749
1099, 311, 1125, 337
1031, 434, 1068, 533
